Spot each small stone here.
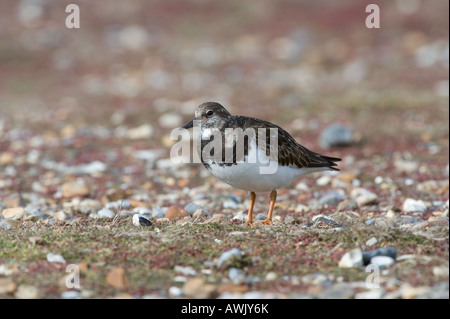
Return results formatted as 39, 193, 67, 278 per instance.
228, 268, 246, 285
29, 236, 44, 245
284, 216, 297, 224
1, 207, 25, 219
338, 249, 363, 268
295, 204, 310, 213
402, 286, 431, 299
62, 180, 90, 198
165, 205, 188, 219
126, 124, 154, 140
132, 214, 152, 227
0, 278, 17, 295
223, 200, 238, 210
365, 237, 378, 246
15, 285, 39, 299
394, 159, 419, 174
265, 272, 277, 281
432, 266, 449, 277
318, 191, 346, 207
182, 278, 217, 299
319, 283, 355, 299
355, 288, 385, 299
370, 256, 395, 268
46, 253, 66, 264
350, 188, 379, 206
151, 208, 167, 218
0, 152, 14, 165
0, 219, 21, 229
174, 265, 198, 276
97, 207, 115, 219
61, 290, 81, 299
403, 198, 427, 212
319, 123, 355, 149
168, 286, 184, 298
255, 213, 267, 221
106, 267, 129, 290
184, 203, 210, 216
316, 175, 331, 186
362, 247, 397, 265
217, 248, 243, 268
337, 199, 359, 210
56, 211, 70, 221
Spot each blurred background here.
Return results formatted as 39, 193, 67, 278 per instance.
0, 0, 448, 201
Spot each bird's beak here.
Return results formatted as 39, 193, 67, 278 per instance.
181, 119, 194, 129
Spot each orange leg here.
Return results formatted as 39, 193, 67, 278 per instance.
254, 190, 277, 226
245, 191, 256, 225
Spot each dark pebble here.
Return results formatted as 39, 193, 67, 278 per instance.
362, 247, 397, 265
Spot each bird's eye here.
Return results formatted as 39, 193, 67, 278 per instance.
206, 110, 214, 117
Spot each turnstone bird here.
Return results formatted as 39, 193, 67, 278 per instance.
181, 102, 341, 225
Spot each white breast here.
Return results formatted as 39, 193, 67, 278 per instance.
204, 139, 328, 192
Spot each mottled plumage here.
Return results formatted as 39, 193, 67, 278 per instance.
181, 101, 341, 225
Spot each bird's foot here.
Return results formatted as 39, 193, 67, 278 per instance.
253, 218, 273, 226
244, 219, 255, 226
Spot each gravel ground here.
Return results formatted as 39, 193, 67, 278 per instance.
0, 0, 448, 299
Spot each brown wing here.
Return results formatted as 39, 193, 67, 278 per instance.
229, 116, 341, 170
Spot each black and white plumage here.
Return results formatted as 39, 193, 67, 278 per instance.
181, 102, 341, 225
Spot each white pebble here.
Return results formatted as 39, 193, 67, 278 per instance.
46, 253, 66, 264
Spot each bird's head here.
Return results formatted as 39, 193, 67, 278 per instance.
181, 102, 231, 129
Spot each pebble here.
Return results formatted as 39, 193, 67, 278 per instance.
168, 286, 184, 298
29, 236, 44, 245
295, 204, 310, 213
337, 199, 359, 210
97, 208, 115, 219
1, 207, 25, 219
223, 200, 238, 209
217, 248, 243, 268
338, 249, 363, 268
365, 237, 378, 246
182, 278, 217, 299
255, 213, 267, 221
265, 272, 277, 281
403, 198, 427, 212
310, 214, 343, 227
284, 216, 297, 224
61, 290, 81, 299
432, 266, 449, 277
0, 219, 21, 229
56, 211, 70, 221
228, 268, 246, 284
106, 267, 129, 290
0, 278, 17, 295
174, 265, 198, 276
165, 206, 188, 219
319, 283, 355, 299
318, 191, 346, 207
46, 253, 66, 264
126, 124, 154, 140
350, 188, 379, 206
232, 212, 248, 222
355, 288, 385, 299
394, 159, 418, 174
61, 180, 90, 198
15, 285, 39, 299
319, 123, 355, 149
370, 256, 395, 268
362, 247, 397, 265
132, 214, 152, 227
184, 203, 210, 216
316, 175, 331, 186
151, 208, 167, 218
401, 286, 431, 299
